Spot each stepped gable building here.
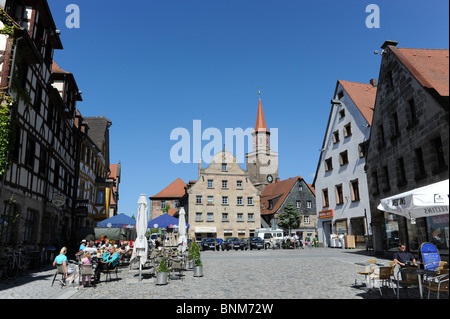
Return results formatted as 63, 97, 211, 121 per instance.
313, 79, 377, 248
246, 93, 278, 193
261, 176, 317, 242
366, 41, 449, 256
186, 150, 260, 241
149, 177, 187, 220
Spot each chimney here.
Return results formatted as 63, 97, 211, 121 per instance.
370, 78, 377, 87
275, 178, 280, 183
381, 40, 399, 50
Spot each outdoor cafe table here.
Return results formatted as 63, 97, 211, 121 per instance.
354, 261, 386, 289
397, 267, 437, 299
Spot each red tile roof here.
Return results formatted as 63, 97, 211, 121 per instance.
391, 47, 449, 97
150, 178, 186, 199
52, 61, 71, 74
338, 80, 377, 125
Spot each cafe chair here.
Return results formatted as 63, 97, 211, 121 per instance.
169, 259, 184, 281
426, 270, 449, 299
101, 263, 119, 283
370, 263, 396, 296
354, 259, 378, 287
51, 263, 66, 288
78, 263, 96, 288
396, 266, 419, 299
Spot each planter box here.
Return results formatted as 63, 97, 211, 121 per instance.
193, 265, 203, 277
156, 272, 169, 285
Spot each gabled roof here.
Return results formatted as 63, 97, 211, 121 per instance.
260, 177, 314, 216
150, 178, 187, 199
84, 117, 112, 150
391, 47, 449, 98
338, 80, 377, 125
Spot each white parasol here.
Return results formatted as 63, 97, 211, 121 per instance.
130, 194, 148, 280
177, 207, 188, 253
377, 179, 449, 220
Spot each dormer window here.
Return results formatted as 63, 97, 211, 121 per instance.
222, 163, 227, 171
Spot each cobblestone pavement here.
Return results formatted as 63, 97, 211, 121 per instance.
0, 247, 442, 300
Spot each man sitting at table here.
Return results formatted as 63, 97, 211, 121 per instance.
394, 242, 417, 268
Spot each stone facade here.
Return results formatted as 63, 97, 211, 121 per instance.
186, 151, 261, 241
366, 42, 449, 255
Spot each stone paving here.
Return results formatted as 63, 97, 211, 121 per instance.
0, 247, 444, 300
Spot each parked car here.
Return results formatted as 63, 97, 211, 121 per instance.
200, 238, 220, 251
240, 238, 249, 250
248, 236, 265, 250
221, 237, 244, 251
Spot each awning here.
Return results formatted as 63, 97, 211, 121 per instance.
377, 179, 449, 219
195, 226, 217, 233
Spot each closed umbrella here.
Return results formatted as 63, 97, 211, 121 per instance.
177, 207, 188, 253
130, 194, 148, 280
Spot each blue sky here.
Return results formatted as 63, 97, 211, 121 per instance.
47, 0, 449, 218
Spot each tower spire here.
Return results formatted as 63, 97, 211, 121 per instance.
255, 91, 269, 133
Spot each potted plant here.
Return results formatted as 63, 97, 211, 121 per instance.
192, 241, 203, 277
187, 241, 195, 269
155, 258, 170, 285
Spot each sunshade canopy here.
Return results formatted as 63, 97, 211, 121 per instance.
377, 179, 449, 219
97, 213, 136, 228
148, 213, 189, 229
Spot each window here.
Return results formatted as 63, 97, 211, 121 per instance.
39, 147, 47, 176
306, 201, 312, 208
335, 184, 344, 205
247, 197, 254, 205
391, 112, 400, 139
1, 201, 19, 244
344, 122, 352, 138
322, 189, 329, 208
325, 158, 333, 171
24, 209, 36, 243
248, 213, 255, 222
236, 180, 243, 189
350, 179, 360, 201
296, 200, 301, 208
222, 196, 228, 205
196, 195, 202, 204
387, 70, 394, 91
160, 201, 166, 209
359, 141, 369, 158
339, 150, 349, 166
339, 109, 345, 119
54, 163, 59, 187
407, 97, 418, 126
432, 137, 446, 171
207, 196, 214, 205
397, 157, 407, 187
414, 147, 426, 179
222, 213, 229, 222
222, 180, 228, 189
196, 212, 202, 222
304, 216, 310, 225
25, 137, 36, 168
207, 179, 213, 188
378, 124, 386, 148
237, 213, 244, 222
237, 196, 243, 206
372, 171, 380, 195
96, 189, 105, 204
207, 212, 214, 222
333, 130, 340, 143
383, 166, 390, 192
34, 83, 42, 114
222, 163, 227, 171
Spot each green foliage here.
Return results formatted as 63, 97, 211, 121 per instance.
278, 202, 302, 232
157, 257, 170, 273
189, 241, 202, 267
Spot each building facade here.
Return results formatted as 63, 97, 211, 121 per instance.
313, 80, 377, 248
366, 41, 449, 256
261, 176, 317, 242
186, 150, 261, 241
149, 177, 187, 220
0, 1, 83, 250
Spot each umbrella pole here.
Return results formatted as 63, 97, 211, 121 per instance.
139, 260, 142, 281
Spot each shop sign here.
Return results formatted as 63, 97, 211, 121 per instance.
319, 209, 333, 219
52, 195, 66, 207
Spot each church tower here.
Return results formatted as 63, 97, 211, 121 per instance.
246, 92, 278, 192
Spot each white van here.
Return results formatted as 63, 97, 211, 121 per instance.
255, 228, 284, 248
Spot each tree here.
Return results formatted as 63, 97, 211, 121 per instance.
278, 202, 301, 234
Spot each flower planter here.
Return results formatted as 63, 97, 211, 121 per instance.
156, 272, 169, 285
188, 260, 194, 269
193, 265, 203, 277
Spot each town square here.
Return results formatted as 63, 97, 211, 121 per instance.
0, 0, 448, 309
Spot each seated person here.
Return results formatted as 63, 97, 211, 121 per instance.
393, 242, 417, 268
95, 246, 119, 281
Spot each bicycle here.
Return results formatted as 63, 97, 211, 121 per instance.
2, 248, 29, 279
